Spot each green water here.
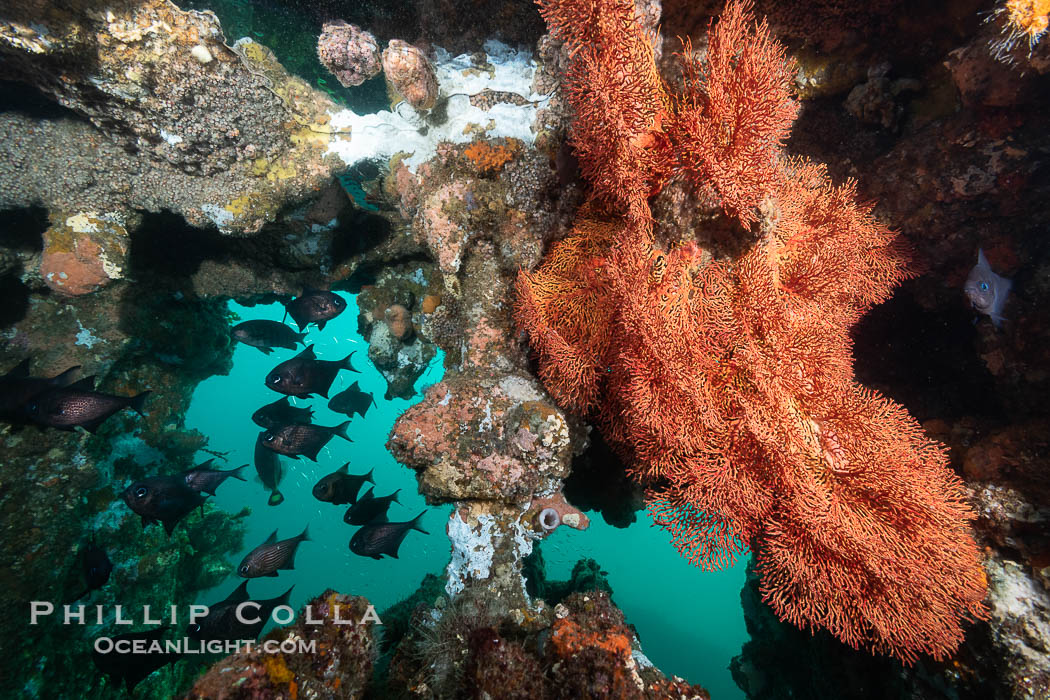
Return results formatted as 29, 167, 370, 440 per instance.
185, 293, 749, 698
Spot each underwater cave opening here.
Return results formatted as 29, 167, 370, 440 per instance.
177, 290, 751, 698
184, 293, 451, 628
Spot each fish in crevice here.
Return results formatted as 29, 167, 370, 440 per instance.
265, 345, 360, 399
181, 459, 248, 496
328, 381, 377, 419
232, 319, 307, 355
282, 287, 347, 331
254, 431, 285, 505
20, 376, 150, 432
121, 474, 207, 535
313, 464, 375, 505
964, 248, 1012, 328
343, 485, 401, 525
238, 526, 309, 578
349, 511, 428, 559
252, 396, 314, 429
260, 421, 351, 461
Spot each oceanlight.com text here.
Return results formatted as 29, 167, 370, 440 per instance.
93, 636, 318, 655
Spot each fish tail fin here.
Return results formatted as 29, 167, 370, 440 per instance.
257, 346, 273, 355
334, 421, 352, 443
231, 464, 249, 481
341, 351, 360, 373
299, 524, 310, 542
279, 585, 295, 604
391, 488, 402, 504
268, 490, 284, 506
365, 467, 375, 483
296, 332, 308, 345
128, 390, 152, 417
410, 510, 429, 535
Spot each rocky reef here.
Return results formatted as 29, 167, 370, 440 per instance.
185, 590, 379, 699
1, 0, 1049, 698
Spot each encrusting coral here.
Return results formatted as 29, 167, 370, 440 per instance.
515, 0, 988, 665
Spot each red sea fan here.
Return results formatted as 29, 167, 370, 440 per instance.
513, 213, 624, 412
537, 0, 672, 220
516, 0, 988, 664
666, 0, 799, 226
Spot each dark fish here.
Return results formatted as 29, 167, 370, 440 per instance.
343, 486, 401, 525
283, 287, 347, 331
260, 421, 351, 461
965, 248, 1012, 328
312, 464, 374, 505
0, 360, 81, 417
349, 510, 428, 559
186, 580, 251, 643
181, 459, 248, 496
328, 381, 377, 419
238, 526, 309, 578
67, 538, 113, 603
122, 475, 207, 536
252, 396, 314, 429
21, 376, 150, 432
264, 345, 360, 399
254, 431, 284, 505
92, 625, 179, 691
231, 319, 307, 355
188, 581, 295, 642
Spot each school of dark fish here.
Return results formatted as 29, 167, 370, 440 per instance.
0, 288, 430, 691
242, 290, 428, 562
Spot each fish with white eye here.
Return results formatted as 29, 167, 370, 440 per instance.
964, 248, 1012, 328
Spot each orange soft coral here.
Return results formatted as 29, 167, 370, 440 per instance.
516, 0, 987, 664
464, 138, 522, 175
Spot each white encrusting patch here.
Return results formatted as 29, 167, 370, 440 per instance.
326, 40, 548, 172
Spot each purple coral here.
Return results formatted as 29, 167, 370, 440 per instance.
317, 20, 382, 88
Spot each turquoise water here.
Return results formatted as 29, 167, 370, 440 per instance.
186, 293, 748, 698
543, 520, 749, 699
185, 295, 451, 616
